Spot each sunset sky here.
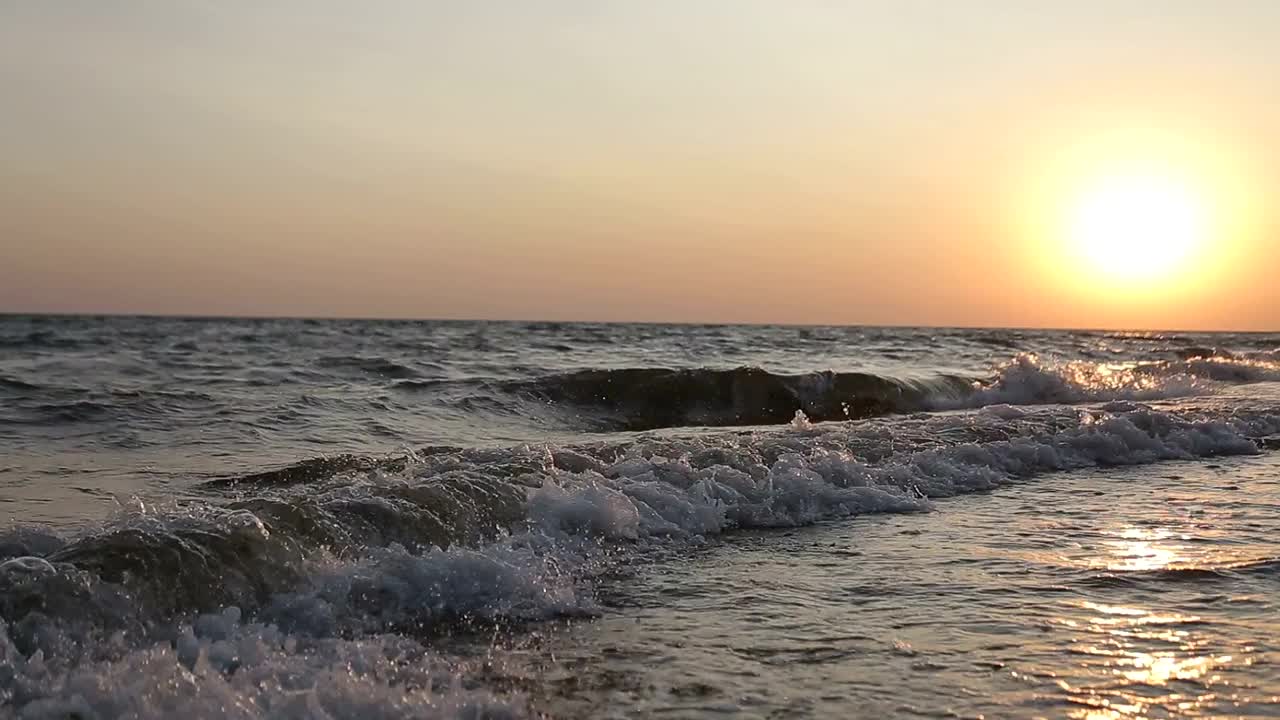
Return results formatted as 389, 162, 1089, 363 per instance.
2, 1, 1277, 330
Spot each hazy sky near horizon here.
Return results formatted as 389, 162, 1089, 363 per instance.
2, 2, 1278, 329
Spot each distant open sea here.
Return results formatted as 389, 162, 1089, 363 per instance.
2, 315, 1279, 718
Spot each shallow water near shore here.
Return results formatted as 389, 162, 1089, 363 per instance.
2, 316, 1279, 718
525, 453, 1280, 718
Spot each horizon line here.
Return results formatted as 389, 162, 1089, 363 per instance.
0, 310, 1275, 336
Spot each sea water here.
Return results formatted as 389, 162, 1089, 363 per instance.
1, 316, 1278, 717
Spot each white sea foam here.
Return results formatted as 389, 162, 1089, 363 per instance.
955, 354, 1203, 407
520, 405, 1275, 542
941, 353, 1280, 412
4, 401, 1280, 717
1177, 354, 1280, 383
3, 617, 527, 720
259, 539, 596, 639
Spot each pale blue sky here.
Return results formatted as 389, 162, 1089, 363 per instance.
3, 2, 1277, 328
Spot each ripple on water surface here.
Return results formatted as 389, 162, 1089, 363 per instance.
522, 453, 1280, 718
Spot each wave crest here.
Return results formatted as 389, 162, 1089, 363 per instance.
492, 354, 1280, 431
6, 403, 1276, 635
503, 367, 974, 430
964, 354, 1206, 407
964, 353, 1280, 409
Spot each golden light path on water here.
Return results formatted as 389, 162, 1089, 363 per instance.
1042, 524, 1269, 719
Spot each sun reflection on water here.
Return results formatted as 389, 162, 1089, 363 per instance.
1049, 526, 1260, 718
1057, 600, 1240, 719
1097, 527, 1190, 572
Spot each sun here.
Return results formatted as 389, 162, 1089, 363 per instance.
1063, 170, 1212, 283
1016, 125, 1259, 306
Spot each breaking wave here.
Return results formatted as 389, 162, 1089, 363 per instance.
492, 353, 1280, 431
501, 367, 974, 430
5, 402, 1278, 662
8, 353, 1279, 436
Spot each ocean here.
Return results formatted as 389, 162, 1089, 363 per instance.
1, 315, 1279, 718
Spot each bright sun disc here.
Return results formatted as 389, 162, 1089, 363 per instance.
1065, 172, 1210, 282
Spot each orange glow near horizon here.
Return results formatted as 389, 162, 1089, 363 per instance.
3, 4, 1279, 329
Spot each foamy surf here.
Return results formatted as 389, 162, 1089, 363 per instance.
4, 396, 1279, 716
